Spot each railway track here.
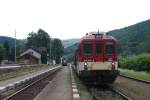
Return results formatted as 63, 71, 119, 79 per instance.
2, 67, 61, 100
90, 85, 132, 100
91, 74, 150, 100
119, 74, 150, 84
72, 68, 132, 100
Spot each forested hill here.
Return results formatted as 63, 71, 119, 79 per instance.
0, 36, 26, 46
108, 19, 150, 55
64, 19, 150, 59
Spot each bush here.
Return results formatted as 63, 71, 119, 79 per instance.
119, 54, 150, 72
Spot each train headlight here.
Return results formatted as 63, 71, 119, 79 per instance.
111, 62, 115, 70
84, 62, 88, 70
111, 62, 115, 66
84, 62, 87, 66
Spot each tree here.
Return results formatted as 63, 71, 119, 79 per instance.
51, 39, 64, 64
26, 32, 37, 47
26, 29, 64, 64
26, 29, 51, 64
0, 45, 5, 63
36, 29, 50, 49
27, 29, 50, 49
3, 41, 10, 60
41, 51, 47, 64
138, 40, 150, 53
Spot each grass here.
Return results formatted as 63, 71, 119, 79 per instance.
0, 65, 50, 81
73, 72, 93, 100
119, 68, 150, 82
114, 68, 150, 99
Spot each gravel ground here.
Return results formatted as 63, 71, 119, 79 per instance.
35, 66, 73, 100
112, 76, 150, 100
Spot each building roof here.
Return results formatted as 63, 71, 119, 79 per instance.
19, 47, 46, 59
20, 47, 47, 54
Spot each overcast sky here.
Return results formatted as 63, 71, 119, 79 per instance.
0, 0, 149, 40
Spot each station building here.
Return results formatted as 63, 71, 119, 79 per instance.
18, 47, 46, 64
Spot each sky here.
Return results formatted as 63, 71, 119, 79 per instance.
0, 0, 150, 40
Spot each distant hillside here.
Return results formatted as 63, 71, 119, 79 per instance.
108, 19, 150, 55
0, 36, 26, 46
62, 39, 79, 48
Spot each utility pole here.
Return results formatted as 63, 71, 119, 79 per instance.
14, 29, 16, 63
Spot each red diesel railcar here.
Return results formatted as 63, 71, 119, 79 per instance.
73, 32, 119, 84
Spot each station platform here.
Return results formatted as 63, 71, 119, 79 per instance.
34, 66, 74, 100
0, 66, 55, 89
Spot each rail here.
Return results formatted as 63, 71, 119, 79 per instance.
110, 86, 132, 100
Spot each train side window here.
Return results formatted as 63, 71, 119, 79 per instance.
106, 44, 114, 55
96, 43, 102, 54
84, 43, 92, 55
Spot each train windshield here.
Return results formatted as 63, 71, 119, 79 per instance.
84, 43, 92, 55
106, 44, 114, 55
96, 43, 102, 54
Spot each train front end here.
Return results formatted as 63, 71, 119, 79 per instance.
74, 33, 119, 84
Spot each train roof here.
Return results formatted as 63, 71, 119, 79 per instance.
80, 33, 117, 42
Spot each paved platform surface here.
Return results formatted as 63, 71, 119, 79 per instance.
0, 66, 53, 88
34, 66, 73, 100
